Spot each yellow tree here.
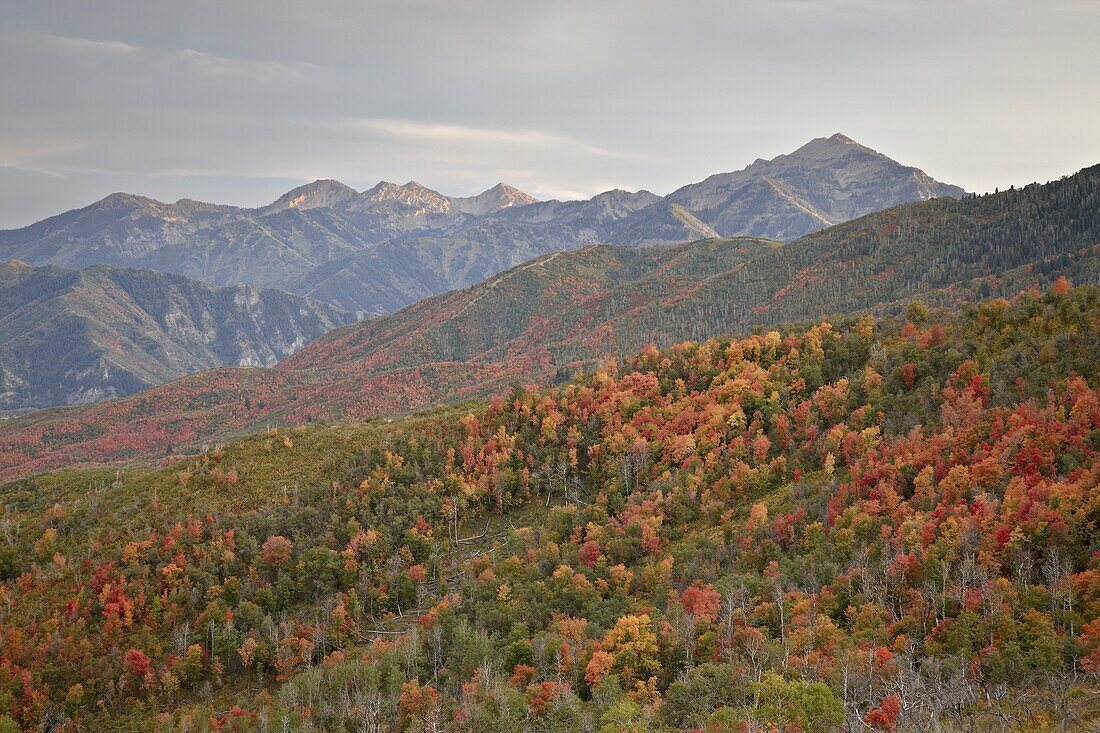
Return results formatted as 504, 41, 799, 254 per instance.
601, 614, 661, 687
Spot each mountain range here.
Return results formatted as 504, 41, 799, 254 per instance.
1, 163, 1093, 481
0, 261, 350, 411
0, 134, 963, 318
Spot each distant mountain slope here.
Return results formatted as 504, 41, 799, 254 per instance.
288, 227, 589, 316
0, 135, 962, 312
667, 133, 965, 239
0, 165, 1094, 479
286, 201, 721, 316
0, 261, 351, 411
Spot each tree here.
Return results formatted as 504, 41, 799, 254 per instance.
600, 615, 662, 687
752, 672, 844, 733
261, 535, 294, 568
399, 679, 438, 731
660, 663, 745, 728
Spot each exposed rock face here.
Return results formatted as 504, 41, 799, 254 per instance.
0, 260, 352, 410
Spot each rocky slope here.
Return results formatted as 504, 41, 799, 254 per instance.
0, 261, 351, 410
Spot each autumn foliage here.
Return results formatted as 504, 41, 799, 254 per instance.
1, 283, 1099, 731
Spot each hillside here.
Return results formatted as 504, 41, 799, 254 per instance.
0, 261, 351, 411
0, 165, 1094, 479
0, 240, 779, 477
0, 135, 961, 315
2, 286, 1099, 730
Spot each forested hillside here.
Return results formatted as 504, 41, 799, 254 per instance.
0, 167, 1095, 480
2, 283, 1098, 731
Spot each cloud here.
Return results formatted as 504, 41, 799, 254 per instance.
43, 33, 142, 58
168, 49, 320, 82
352, 118, 629, 159
40, 33, 318, 83
0, 163, 65, 179
0, 138, 87, 174
527, 185, 597, 201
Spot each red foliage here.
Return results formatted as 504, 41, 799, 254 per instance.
399, 680, 438, 723
261, 536, 294, 567
577, 540, 603, 569
123, 648, 152, 678
864, 695, 902, 731
679, 583, 721, 623
508, 664, 536, 687
901, 363, 916, 388
526, 681, 570, 715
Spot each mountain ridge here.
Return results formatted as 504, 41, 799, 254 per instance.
0, 135, 964, 312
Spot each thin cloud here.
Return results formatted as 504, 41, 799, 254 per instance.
528, 185, 597, 201
43, 33, 141, 58
168, 49, 320, 82
0, 163, 65, 179
354, 118, 631, 159
40, 32, 318, 83
0, 138, 86, 173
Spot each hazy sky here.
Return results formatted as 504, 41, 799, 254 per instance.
1, 0, 1097, 228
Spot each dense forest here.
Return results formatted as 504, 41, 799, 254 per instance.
2, 281, 1099, 731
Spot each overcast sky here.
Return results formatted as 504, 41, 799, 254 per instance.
0, 0, 1097, 228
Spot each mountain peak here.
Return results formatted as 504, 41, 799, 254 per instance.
667, 133, 966, 239
592, 188, 656, 200
589, 188, 661, 212
787, 133, 876, 162
485, 182, 521, 196
261, 179, 359, 214
362, 180, 454, 215
367, 180, 444, 199
99, 192, 161, 209
451, 182, 537, 216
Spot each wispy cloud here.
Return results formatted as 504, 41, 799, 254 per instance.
353, 118, 629, 159
0, 138, 87, 175
528, 185, 596, 201
169, 48, 320, 82
43, 33, 142, 58
41, 33, 318, 83
0, 163, 65, 179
